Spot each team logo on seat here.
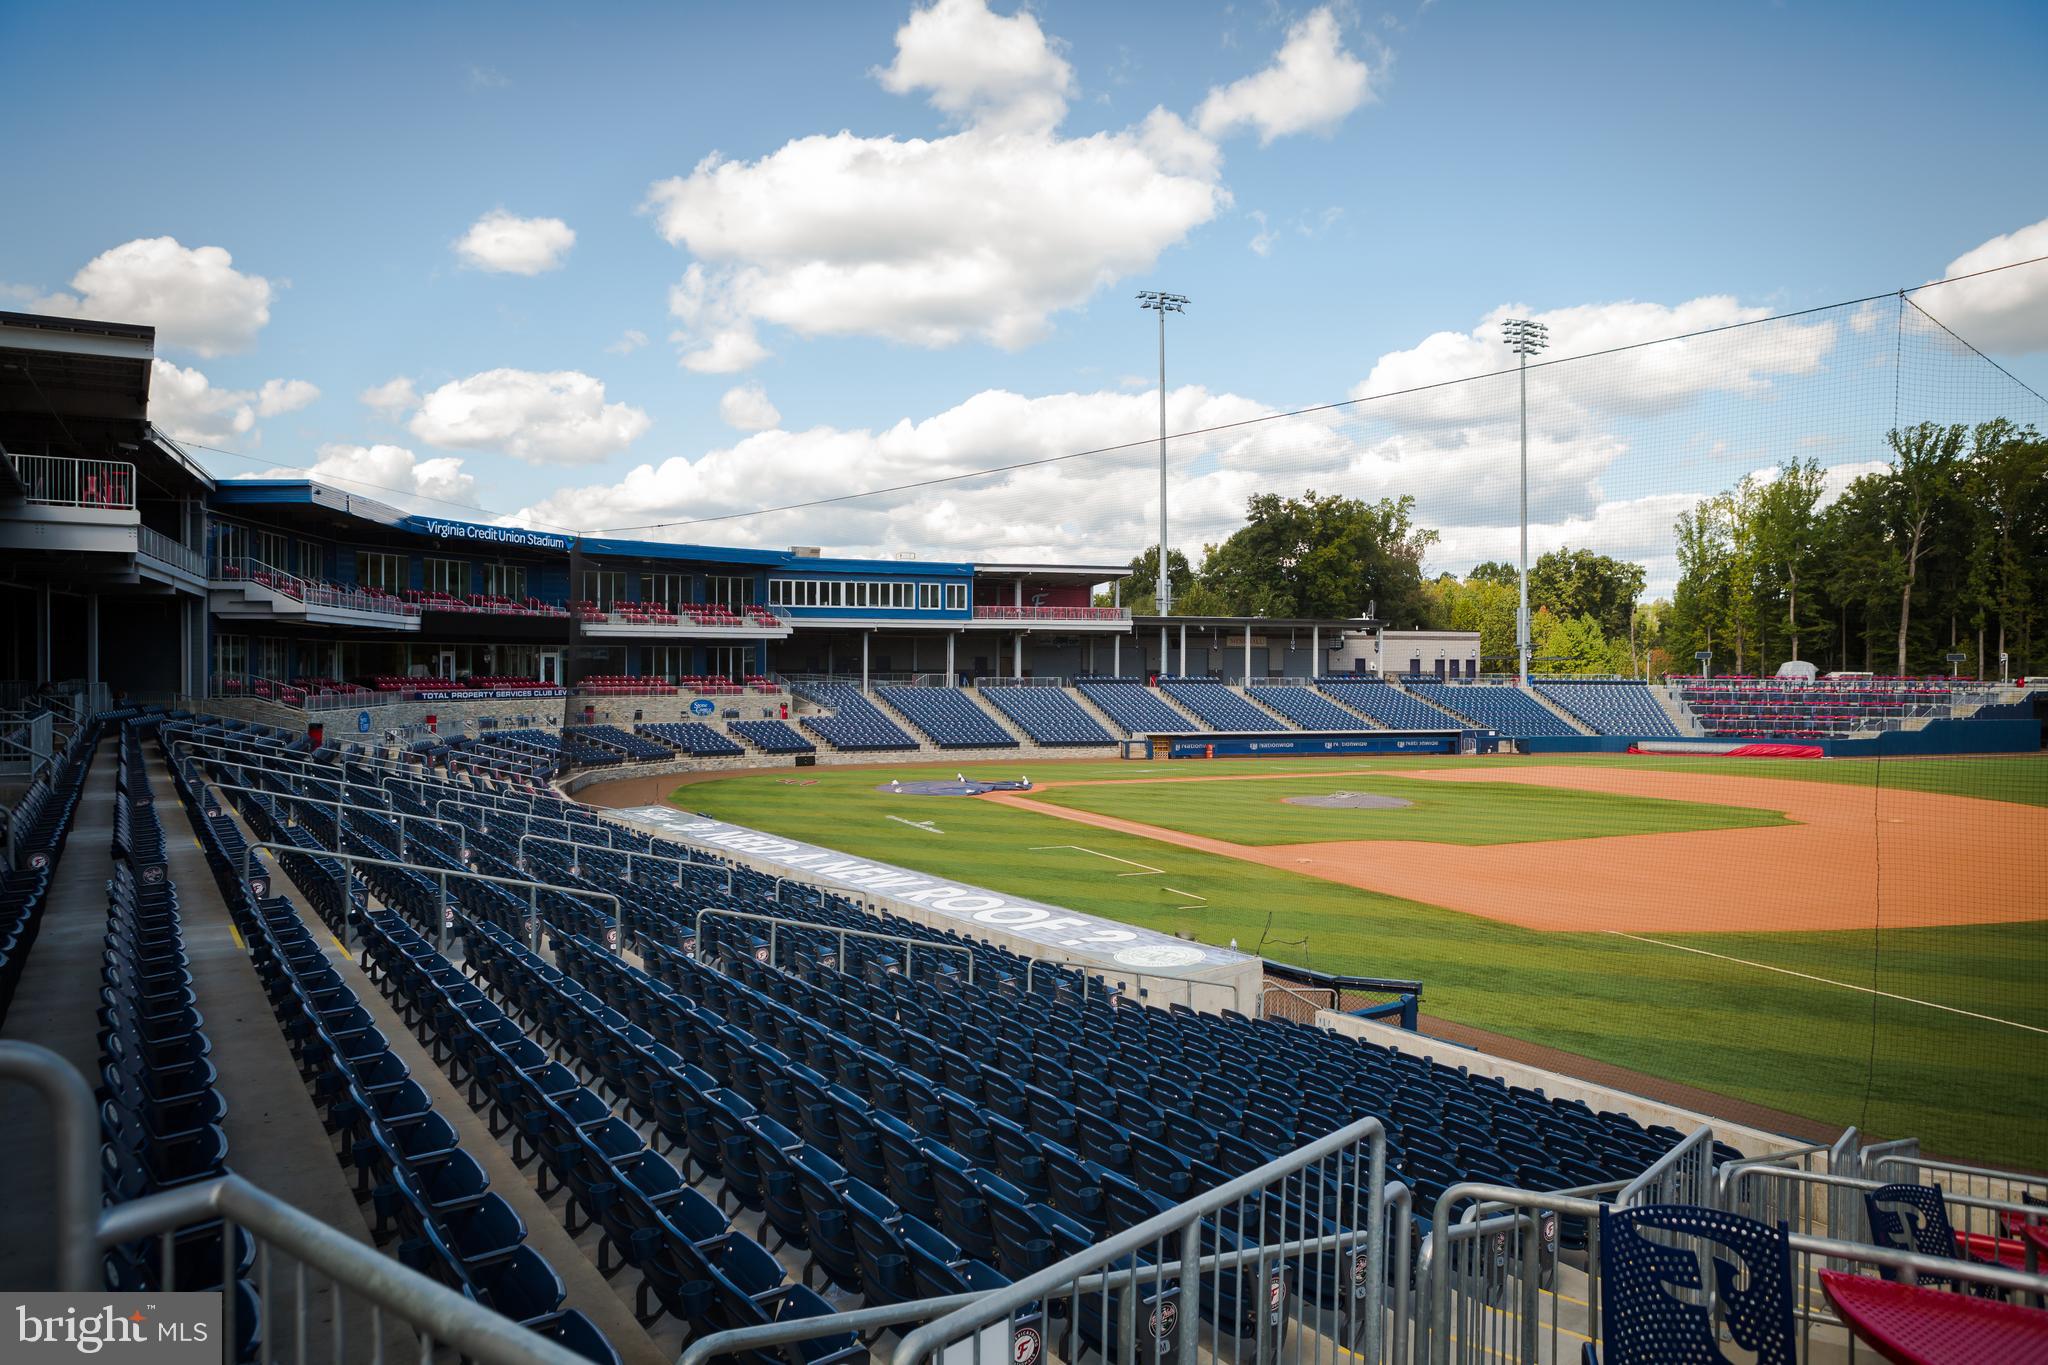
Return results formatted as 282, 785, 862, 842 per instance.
1011, 1324, 1041, 1364
1149, 1301, 1178, 1341
1353, 1250, 1371, 1297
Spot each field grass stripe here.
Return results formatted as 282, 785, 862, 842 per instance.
1028, 844, 1165, 875
1605, 930, 2047, 1035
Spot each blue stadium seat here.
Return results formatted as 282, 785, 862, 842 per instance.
977, 686, 1115, 745
1075, 677, 1206, 734
792, 684, 920, 751
1316, 677, 1458, 730
1534, 681, 1680, 737
1406, 681, 1579, 737
877, 687, 1017, 748
1158, 678, 1290, 731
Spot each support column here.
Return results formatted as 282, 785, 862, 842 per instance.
1243, 626, 1252, 683
37, 584, 52, 681
1014, 580, 1023, 608
1178, 623, 1187, 678
1112, 634, 1121, 674
1158, 626, 1166, 678
946, 632, 956, 683
1014, 633, 1023, 679
861, 633, 870, 691
1311, 626, 1320, 679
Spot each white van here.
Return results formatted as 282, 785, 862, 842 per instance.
1776, 660, 1818, 683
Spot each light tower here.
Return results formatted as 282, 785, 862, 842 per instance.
1137, 291, 1189, 618
1501, 317, 1549, 687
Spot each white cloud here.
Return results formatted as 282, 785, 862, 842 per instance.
147, 360, 317, 446
718, 383, 782, 432
606, 328, 650, 355
453, 209, 576, 275
407, 368, 651, 465
31, 238, 274, 356
1248, 210, 1277, 256
360, 376, 419, 418
645, 2, 1234, 368
468, 65, 510, 90
256, 378, 320, 417
1915, 216, 2048, 354
875, 0, 1075, 133
242, 443, 479, 512
1195, 7, 1375, 144
679, 326, 772, 374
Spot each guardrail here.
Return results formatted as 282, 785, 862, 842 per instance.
892, 1113, 1391, 1365
693, 906, 975, 983
0, 709, 53, 780
136, 524, 205, 576
9, 453, 137, 509
210, 556, 422, 621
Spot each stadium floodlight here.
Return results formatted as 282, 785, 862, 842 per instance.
1501, 318, 1549, 688
1138, 291, 1190, 620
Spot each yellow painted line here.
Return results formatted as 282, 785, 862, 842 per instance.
228, 924, 246, 951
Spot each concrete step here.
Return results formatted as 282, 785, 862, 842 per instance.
1525, 685, 1597, 736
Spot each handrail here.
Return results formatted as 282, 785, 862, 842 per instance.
168, 723, 540, 784
174, 740, 444, 809
197, 780, 469, 856
891, 1112, 1387, 1364
210, 553, 422, 621
1617, 1122, 1715, 1206
9, 452, 137, 509
95, 1175, 593, 1365
694, 907, 975, 984
0, 1042, 103, 1291
514, 831, 730, 891
238, 839, 620, 954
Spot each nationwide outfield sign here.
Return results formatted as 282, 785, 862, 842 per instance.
611, 806, 1244, 974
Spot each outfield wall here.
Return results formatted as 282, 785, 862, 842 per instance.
1519, 718, 2040, 757
1157, 730, 1466, 759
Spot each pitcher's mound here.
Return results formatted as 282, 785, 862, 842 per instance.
1285, 791, 1413, 810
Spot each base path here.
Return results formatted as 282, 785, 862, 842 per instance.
986, 765, 2048, 934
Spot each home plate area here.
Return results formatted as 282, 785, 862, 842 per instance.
1284, 791, 1414, 810
877, 776, 1035, 796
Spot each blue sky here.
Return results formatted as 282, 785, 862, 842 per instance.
5, 0, 2045, 585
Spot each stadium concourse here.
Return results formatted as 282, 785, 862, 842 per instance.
3, 310, 2046, 1361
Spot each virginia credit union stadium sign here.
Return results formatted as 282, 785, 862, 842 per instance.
611, 807, 1242, 974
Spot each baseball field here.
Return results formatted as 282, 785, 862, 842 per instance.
655, 751, 2047, 1168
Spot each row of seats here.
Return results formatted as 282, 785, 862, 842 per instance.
1245, 685, 1367, 731
638, 722, 745, 758
174, 761, 621, 1363
727, 720, 815, 754
1073, 678, 1200, 735
793, 685, 919, 752
564, 726, 672, 763
0, 725, 96, 1019
1158, 679, 1287, 732
1405, 682, 1579, 736
575, 676, 678, 696
1315, 678, 1458, 731
1533, 681, 1681, 737
99, 720, 258, 1359
875, 688, 1016, 749
401, 591, 569, 618
976, 686, 1114, 746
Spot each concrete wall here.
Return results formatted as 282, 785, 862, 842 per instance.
1315, 1009, 1814, 1160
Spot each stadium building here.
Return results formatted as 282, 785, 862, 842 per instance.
3, 308, 2043, 1362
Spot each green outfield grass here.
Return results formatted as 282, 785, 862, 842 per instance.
1028, 772, 1790, 845
670, 752, 2046, 1167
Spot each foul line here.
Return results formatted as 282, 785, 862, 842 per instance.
1605, 931, 2046, 1035
886, 815, 945, 835
1162, 886, 1209, 904
1029, 844, 1164, 876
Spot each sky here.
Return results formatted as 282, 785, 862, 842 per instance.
5, 0, 2046, 594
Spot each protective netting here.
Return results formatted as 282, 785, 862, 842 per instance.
664, 278, 2048, 1168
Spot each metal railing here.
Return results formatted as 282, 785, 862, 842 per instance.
9, 452, 137, 509
240, 840, 619, 956
0, 1042, 103, 1291
694, 906, 974, 982
197, 781, 469, 857
136, 524, 205, 576
1617, 1123, 1716, 1208
0, 708, 54, 780
893, 1113, 1390, 1365
1865, 1150, 2046, 1212
1417, 1179, 2048, 1365
210, 555, 422, 621
514, 831, 730, 891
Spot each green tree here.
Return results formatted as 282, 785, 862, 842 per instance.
1425, 572, 1519, 669
1750, 458, 1826, 666
1533, 611, 1619, 675
1963, 421, 2047, 677
1101, 546, 1195, 615
1467, 560, 1519, 588
1527, 547, 1647, 643
1882, 422, 1966, 675
1195, 491, 1439, 625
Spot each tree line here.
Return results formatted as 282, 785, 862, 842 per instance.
1099, 418, 2044, 680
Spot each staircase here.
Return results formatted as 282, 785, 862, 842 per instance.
1526, 686, 1596, 736
1239, 686, 1306, 730
1653, 683, 1702, 737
